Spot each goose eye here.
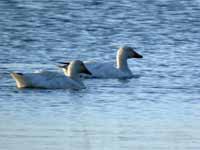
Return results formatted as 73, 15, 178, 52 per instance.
128, 51, 135, 57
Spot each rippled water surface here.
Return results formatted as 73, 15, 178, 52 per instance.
0, 0, 200, 149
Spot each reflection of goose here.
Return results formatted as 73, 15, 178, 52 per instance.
11, 60, 91, 89
60, 46, 143, 79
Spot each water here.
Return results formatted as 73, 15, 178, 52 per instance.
0, 0, 200, 149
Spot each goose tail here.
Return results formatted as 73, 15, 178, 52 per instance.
10, 73, 27, 88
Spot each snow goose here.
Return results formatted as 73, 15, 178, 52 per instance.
11, 60, 91, 89
59, 46, 143, 79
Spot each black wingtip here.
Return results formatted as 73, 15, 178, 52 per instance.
16, 73, 23, 75
58, 62, 70, 65
57, 62, 70, 68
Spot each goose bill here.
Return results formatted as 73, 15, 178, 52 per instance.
133, 52, 143, 58
83, 67, 92, 75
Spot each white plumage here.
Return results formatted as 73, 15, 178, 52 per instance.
11, 60, 91, 89
60, 46, 143, 79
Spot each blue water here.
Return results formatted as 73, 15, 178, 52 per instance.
0, 0, 200, 149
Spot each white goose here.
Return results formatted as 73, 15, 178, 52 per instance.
11, 60, 91, 89
59, 46, 143, 79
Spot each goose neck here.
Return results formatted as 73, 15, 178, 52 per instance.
116, 54, 129, 71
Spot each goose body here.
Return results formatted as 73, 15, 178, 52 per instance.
82, 61, 133, 78
11, 60, 91, 89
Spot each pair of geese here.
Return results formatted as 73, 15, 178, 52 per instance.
11, 46, 143, 90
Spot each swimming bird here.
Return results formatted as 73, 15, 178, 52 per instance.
11, 60, 92, 89
59, 46, 143, 79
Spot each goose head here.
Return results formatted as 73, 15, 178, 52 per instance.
117, 46, 143, 59
59, 60, 91, 79
116, 46, 143, 70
